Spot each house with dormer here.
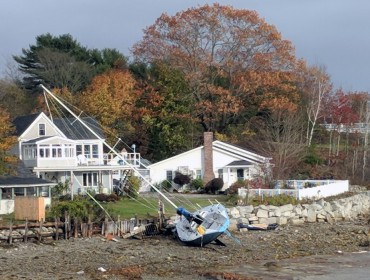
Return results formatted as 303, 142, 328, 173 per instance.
12, 112, 142, 195
148, 132, 272, 191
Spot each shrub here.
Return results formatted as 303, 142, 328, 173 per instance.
250, 194, 299, 206
228, 180, 248, 195
127, 176, 140, 199
51, 180, 70, 198
173, 172, 191, 186
49, 200, 92, 222
190, 178, 204, 190
205, 178, 224, 194
94, 193, 120, 202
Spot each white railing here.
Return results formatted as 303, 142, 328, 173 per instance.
103, 152, 141, 167
238, 180, 349, 200
321, 123, 370, 134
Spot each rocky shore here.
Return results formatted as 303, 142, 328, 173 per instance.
0, 193, 369, 280
228, 192, 370, 229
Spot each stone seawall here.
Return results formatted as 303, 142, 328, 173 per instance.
228, 192, 370, 231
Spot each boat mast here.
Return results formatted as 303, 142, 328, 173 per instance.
40, 84, 178, 209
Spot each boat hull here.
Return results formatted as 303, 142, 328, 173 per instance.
175, 204, 230, 247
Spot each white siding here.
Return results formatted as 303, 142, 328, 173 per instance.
21, 114, 63, 140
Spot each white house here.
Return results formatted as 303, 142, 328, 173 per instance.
148, 132, 272, 191
12, 112, 142, 195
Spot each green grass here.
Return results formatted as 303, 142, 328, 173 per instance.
104, 193, 230, 220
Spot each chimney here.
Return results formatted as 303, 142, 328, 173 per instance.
203, 132, 214, 185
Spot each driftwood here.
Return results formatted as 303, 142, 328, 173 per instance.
122, 225, 146, 239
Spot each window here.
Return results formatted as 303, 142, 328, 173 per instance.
52, 144, 62, 158
195, 170, 202, 179
14, 187, 25, 196
24, 145, 37, 159
64, 144, 74, 158
83, 172, 98, 187
2, 188, 12, 199
76, 145, 82, 156
237, 169, 244, 180
26, 187, 36, 196
166, 170, 173, 182
76, 144, 99, 159
39, 124, 45, 136
92, 145, 98, 158
218, 169, 223, 179
84, 145, 91, 158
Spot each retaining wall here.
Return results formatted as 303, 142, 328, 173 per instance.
228, 191, 370, 231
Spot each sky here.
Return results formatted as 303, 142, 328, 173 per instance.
1, 0, 369, 92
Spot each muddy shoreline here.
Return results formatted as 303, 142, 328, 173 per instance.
0, 218, 369, 280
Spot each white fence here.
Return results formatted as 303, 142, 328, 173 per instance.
238, 180, 349, 200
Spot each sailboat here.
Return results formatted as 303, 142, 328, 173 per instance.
41, 85, 230, 247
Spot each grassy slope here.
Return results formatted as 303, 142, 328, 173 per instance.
105, 193, 230, 219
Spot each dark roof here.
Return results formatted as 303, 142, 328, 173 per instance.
226, 160, 253, 167
0, 176, 53, 186
0, 160, 53, 186
15, 160, 38, 178
53, 117, 105, 140
13, 112, 105, 140
13, 113, 41, 136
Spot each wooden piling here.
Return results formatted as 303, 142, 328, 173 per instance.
24, 218, 28, 242
8, 221, 13, 245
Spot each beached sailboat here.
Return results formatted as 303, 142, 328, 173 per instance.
41, 85, 230, 247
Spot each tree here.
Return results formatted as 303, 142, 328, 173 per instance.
327, 89, 359, 157
296, 62, 332, 146
13, 33, 127, 93
247, 97, 306, 179
77, 69, 138, 145
133, 4, 298, 134
0, 79, 33, 118
130, 62, 199, 161
0, 108, 17, 175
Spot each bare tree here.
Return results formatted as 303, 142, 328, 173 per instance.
296, 63, 332, 146
247, 99, 306, 179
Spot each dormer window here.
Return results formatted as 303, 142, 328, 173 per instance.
39, 124, 45, 136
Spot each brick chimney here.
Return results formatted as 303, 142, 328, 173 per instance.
203, 132, 214, 185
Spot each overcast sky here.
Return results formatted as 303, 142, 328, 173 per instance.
1, 0, 369, 92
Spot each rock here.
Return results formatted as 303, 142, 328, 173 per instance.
276, 216, 288, 225
307, 208, 316, 223
229, 207, 241, 218
256, 209, 269, 218
279, 204, 294, 213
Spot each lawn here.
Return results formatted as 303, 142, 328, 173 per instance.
105, 193, 230, 220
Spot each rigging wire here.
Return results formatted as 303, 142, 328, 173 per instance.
44, 91, 149, 169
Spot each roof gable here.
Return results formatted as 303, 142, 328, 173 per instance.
13, 113, 42, 136
14, 112, 66, 139
13, 112, 104, 141
149, 140, 270, 168
213, 141, 270, 164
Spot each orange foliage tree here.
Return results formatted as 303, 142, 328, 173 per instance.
77, 70, 138, 144
0, 108, 17, 175
133, 3, 298, 133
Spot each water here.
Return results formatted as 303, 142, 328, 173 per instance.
217, 250, 370, 279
